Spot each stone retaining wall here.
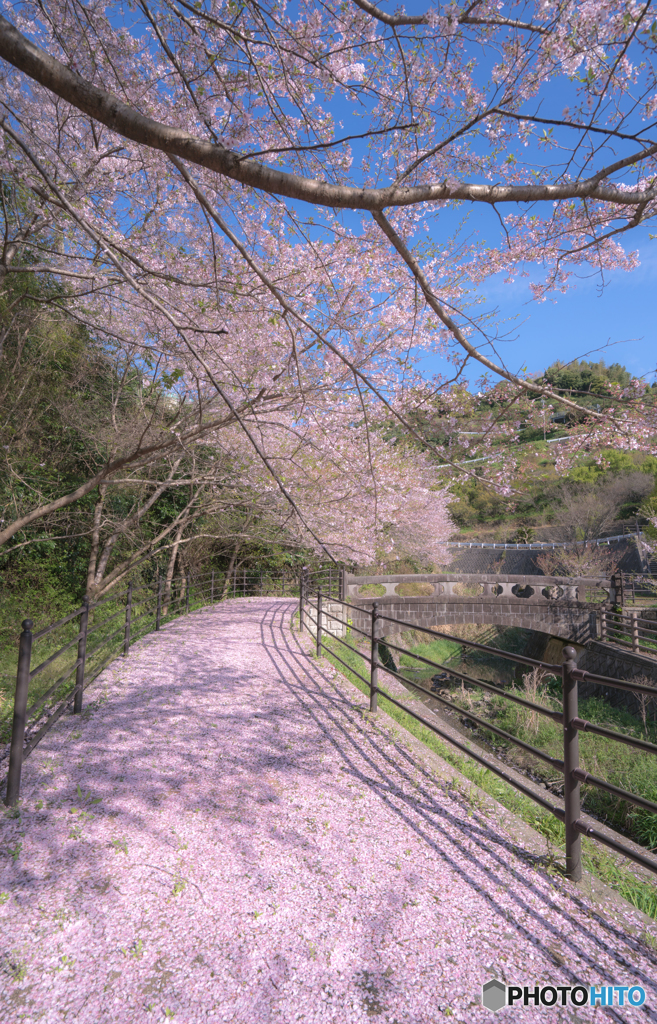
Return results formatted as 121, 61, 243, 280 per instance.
579, 641, 657, 720
348, 597, 595, 644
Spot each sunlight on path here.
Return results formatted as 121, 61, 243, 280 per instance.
1, 598, 656, 1023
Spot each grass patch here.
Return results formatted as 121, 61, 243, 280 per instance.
394, 581, 435, 597
356, 584, 387, 597
318, 631, 657, 920
398, 636, 462, 670
450, 674, 657, 851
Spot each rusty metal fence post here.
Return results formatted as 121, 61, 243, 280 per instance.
369, 602, 379, 713
562, 645, 582, 882
4, 619, 33, 807
299, 566, 307, 631
156, 578, 162, 630
73, 597, 89, 714
186, 573, 190, 614
123, 583, 133, 656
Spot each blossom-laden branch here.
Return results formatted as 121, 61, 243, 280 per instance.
1, 0, 656, 567
1, 13, 656, 210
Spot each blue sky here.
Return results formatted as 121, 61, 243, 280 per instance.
416, 222, 657, 386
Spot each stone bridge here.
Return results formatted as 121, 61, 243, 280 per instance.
340, 571, 614, 645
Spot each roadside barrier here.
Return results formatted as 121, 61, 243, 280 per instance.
5, 562, 656, 890
2, 568, 297, 806
301, 568, 657, 884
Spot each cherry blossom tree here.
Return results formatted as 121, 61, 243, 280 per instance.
1, 0, 656, 563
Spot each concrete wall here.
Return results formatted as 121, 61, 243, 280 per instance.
446, 539, 643, 576
578, 641, 657, 719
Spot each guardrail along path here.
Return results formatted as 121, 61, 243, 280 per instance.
1, 598, 656, 1023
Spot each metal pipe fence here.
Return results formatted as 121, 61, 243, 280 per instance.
2, 566, 299, 806
8, 559, 655, 887
301, 577, 657, 883
599, 607, 657, 655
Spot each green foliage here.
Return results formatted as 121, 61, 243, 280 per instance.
448, 477, 519, 528
398, 637, 461, 669
456, 686, 657, 850
568, 451, 657, 486
542, 359, 632, 395
449, 445, 656, 532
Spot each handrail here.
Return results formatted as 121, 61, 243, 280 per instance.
84, 625, 127, 661
27, 660, 80, 718
3, 569, 298, 806
29, 632, 82, 678
380, 685, 565, 819
379, 660, 564, 772
574, 821, 657, 875
378, 614, 563, 674
572, 717, 657, 756
571, 666, 657, 697
7, 566, 657, 887
317, 640, 370, 686
84, 607, 125, 636
32, 606, 83, 641
380, 636, 564, 724
572, 768, 657, 816
446, 531, 644, 550
302, 581, 657, 880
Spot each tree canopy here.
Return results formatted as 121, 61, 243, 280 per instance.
1, 0, 656, 563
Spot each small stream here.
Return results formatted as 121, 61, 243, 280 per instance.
396, 666, 560, 793
384, 628, 566, 796
390, 640, 644, 845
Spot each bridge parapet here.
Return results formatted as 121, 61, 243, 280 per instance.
345, 572, 611, 607
342, 572, 614, 644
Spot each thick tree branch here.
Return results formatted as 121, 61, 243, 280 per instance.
350, 0, 549, 32
1, 15, 656, 211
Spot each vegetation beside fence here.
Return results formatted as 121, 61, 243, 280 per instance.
446, 683, 657, 850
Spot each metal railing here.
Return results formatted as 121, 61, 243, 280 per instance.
599, 608, 657, 655
615, 571, 657, 605
7, 560, 657, 886
446, 531, 645, 551
301, 569, 657, 884
2, 567, 299, 806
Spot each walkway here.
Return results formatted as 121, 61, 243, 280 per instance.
1, 599, 656, 1023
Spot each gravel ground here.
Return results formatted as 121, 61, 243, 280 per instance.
1, 597, 656, 1023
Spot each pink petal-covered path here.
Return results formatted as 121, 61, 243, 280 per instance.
1, 597, 656, 1023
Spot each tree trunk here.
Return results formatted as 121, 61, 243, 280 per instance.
162, 517, 187, 615
221, 540, 242, 599
85, 484, 105, 598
